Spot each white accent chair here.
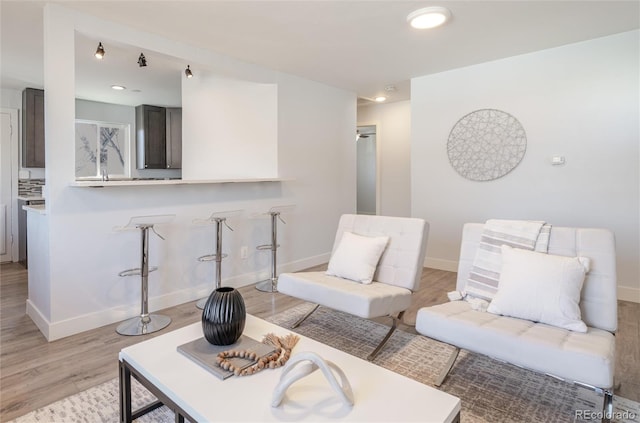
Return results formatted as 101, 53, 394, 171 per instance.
416, 223, 617, 422
278, 214, 429, 361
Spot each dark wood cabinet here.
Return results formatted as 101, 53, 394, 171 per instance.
22, 88, 45, 168
165, 107, 182, 169
136, 105, 167, 169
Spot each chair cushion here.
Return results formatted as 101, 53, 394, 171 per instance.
325, 231, 390, 284
332, 214, 429, 291
278, 271, 412, 319
457, 224, 617, 333
415, 301, 615, 388
486, 245, 590, 332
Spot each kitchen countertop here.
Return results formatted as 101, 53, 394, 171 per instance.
69, 177, 289, 187
22, 204, 47, 215
17, 195, 45, 201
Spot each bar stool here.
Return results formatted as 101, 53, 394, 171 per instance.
255, 205, 295, 293
114, 214, 175, 336
194, 210, 242, 309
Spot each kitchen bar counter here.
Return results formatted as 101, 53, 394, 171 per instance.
69, 177, 288, 188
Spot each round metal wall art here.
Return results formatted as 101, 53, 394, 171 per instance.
447, 109, 527, 181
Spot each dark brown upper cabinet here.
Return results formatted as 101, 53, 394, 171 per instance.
136, 105, 167, 169
22, 88, 45, 168
165, 107, 182, 169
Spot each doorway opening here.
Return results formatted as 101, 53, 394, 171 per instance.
356, 125, 377, 215
1, 108, 18, 263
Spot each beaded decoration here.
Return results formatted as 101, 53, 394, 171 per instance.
216, 333, 300, 376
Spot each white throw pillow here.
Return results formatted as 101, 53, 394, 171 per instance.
487, 245, 590, 332
325, 231, 390, 284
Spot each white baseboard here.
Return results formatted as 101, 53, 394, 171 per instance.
618, 286, 640, 303
424, 257, 458, 272
32, 252, 332, 341
26, 299, 51, 340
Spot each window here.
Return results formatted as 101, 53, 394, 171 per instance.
75, 120, 130, 179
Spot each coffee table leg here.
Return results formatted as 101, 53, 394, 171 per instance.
119, 360, 133, 423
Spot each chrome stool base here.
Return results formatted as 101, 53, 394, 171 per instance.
255, 206, 293, 293
195, 296, 208, 310
255, 278, 278, 293
193, 211, 241, 310
114, 215, 174, 337
116, 314, 171, 336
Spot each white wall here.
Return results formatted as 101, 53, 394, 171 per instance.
358, 100, 412, 217
182, 74, 278, 180
1, 88, 21, 109
411, 31, 639, 301
34, 4, 356, 340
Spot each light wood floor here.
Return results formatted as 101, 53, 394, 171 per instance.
1, 262, 638, 421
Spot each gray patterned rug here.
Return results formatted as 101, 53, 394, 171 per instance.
10, 303, 640, 423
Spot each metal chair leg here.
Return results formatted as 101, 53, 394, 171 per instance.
435, 347, 460, 386
601, 388, 614, 423
291, 304, 320, 328
367, 311, 404, 361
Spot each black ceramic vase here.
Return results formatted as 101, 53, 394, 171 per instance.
201, 287, 246, 345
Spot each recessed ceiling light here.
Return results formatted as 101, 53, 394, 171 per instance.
407, 6, 451, 29
375, 96, 387, 102
111, 85, 126, 90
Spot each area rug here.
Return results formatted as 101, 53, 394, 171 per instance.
10, 303, 640, 423
268, 304, 639, 423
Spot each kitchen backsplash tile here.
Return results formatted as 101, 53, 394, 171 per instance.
18, 178, 45, 197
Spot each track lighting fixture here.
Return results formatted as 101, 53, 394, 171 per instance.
137, 53, 147, 67
185, 65, 193, 78
95, 42, 105, 59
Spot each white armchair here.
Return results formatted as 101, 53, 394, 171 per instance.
278, 214, 429, 360
415, 223, 618, 422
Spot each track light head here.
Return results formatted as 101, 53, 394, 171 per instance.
185, 65, 193, 78
95, 42, 105, 59
137, 53, 147, 67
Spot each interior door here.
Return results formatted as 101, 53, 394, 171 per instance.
0, 109, 16, 262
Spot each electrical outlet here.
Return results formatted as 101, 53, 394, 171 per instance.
240, 246, 249, 259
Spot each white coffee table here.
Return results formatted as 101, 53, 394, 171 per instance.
119, 314, 461, 422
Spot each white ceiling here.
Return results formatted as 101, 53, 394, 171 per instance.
1, 1, 638, 107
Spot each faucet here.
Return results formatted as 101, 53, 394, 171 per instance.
101, 167, 109, 181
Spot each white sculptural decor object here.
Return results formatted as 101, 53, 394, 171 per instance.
271, 351, 354, 407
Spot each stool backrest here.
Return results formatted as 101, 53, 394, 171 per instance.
332, 214, 429, 292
